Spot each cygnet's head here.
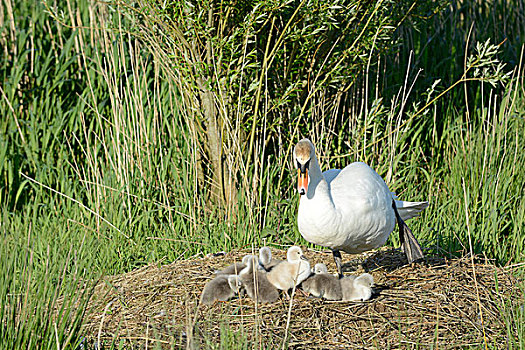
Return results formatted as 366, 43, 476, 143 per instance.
242, 254, 256, 265
228, 275, 241, 292
313, 263, 328, 274
241, 255, 264, 275
355, 273, 374, 288
293, 139, 315, 196
287, 246, 308, 263
259, 247, 272, 266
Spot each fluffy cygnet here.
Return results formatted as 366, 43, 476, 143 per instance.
341, 273, 374, 301
266, 246, 310, 292
215, 254, 254, 276
200, 275, 237, 305
301, 272, 342, 301
312, 263, 328, 274
258, 246, 282, 271
235, 256, 279, 303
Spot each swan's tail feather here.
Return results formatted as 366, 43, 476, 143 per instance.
394, 200, 429, 221
392, 200, 425, 263
399, 221, 425, 263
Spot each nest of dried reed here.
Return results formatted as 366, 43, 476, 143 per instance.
83, 247, 523, 349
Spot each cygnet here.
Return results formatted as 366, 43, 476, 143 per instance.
266, 246, 310, 294
312, 263, 328, 274
235, 256, 279, 303
200, 275, 237, 305
258, 246, 282, 271
301, 272, 342, 301
341, 273, 374, 302
215, 254, 254, 276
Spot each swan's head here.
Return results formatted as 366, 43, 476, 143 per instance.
293, 139, 315, 195
287, 246, 309, 263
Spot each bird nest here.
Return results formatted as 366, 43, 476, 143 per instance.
83, 247, 523, 349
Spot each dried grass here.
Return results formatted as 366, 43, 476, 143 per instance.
83, 247, 523, 349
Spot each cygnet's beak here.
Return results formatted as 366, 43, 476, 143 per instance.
300, 255, 309, 261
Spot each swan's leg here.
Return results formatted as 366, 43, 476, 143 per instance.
392, 200, 424, 263
332, 249, 343, 278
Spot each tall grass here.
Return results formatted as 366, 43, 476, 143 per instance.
2, 0, 523, 270
0, 218, 95, 348
1, 0, 524, 347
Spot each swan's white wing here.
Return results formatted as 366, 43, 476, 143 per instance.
323, 169, 341, 184
330, 162, 392, 211
326, 162, 396, 251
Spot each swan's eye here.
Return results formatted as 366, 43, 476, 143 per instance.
297, 159, 310, 173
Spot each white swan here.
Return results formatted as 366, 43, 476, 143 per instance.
294, 138, 428, 276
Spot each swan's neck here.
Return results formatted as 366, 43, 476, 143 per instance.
308, 156, 326, 193
298, 153, 342, 247
306, 155, 332, 206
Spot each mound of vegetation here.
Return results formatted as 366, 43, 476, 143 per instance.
83, 248, 523, 348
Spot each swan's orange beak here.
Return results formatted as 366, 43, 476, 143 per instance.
297, 168, 308, 196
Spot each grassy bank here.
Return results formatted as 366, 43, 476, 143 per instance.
1, 0, 524, 347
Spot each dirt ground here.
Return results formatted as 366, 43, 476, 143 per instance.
83, 247, 523, 349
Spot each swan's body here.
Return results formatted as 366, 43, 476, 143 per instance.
294, 139, 428, 275
298, 161, 397, 253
